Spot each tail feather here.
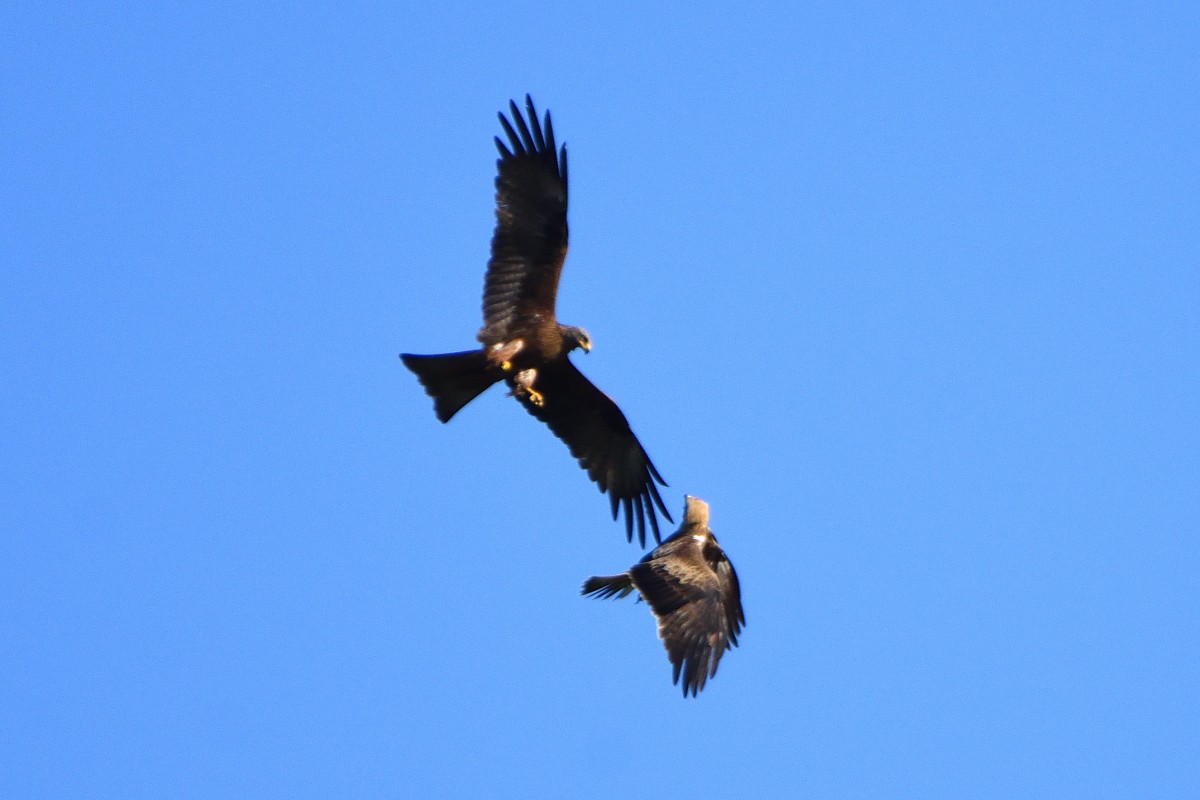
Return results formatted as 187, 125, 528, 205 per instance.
400, 350, 500, 422
582, 573, 636, 600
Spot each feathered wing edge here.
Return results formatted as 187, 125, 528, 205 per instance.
715, 554, 746, 647
630, 558, 721, 697
480, 95, 570, 344
493, 95, 567, 193
511, 359, 672, 546
605, 455, 672, 547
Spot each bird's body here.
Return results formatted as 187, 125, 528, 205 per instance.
583, 496, 745, 697
401, 96, 670, 544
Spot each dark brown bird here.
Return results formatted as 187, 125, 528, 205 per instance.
400, 96, 671, 545
582, 496, 745, 697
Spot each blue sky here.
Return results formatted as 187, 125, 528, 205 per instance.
3, 2, 1198, 797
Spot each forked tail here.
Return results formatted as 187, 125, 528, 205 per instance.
400, 350, 501, 422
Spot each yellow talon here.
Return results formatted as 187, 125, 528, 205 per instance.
501, 360, 513, 371
527, 388, 545, 406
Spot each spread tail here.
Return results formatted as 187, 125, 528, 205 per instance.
400, 350, 500, 422
581, 573, 636, 600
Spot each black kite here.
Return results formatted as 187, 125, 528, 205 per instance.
400, 96, 671, 545
582, 496, 745, 697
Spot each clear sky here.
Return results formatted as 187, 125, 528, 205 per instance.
3, 2, 1198, 797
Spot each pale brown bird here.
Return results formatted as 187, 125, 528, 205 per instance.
583, 496, 745, 697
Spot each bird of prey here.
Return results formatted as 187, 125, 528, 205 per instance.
401, 95, 671, 545
582, 496, 745, 697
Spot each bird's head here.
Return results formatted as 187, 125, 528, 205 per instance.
683, 495, 711, 529
562, 325, 592, 354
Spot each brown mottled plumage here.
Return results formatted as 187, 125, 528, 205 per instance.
583, 496, 745, 697
400, 96, 670, 545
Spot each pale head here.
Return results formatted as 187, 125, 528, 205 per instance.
682, 495, 710, 529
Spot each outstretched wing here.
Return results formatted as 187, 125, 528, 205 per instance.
510, 359, 671, 546
478, 95, 569, 344
631, 548, 734, 698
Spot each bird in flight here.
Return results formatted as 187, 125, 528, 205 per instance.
582, 496, 745, 697
401, 96, 671, 545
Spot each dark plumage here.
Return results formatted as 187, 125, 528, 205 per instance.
583, 496, 745, 697
400, 95, 670, 545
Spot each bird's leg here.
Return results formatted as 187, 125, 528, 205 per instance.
508, 368, 544, 406
486, 339, 524, 371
